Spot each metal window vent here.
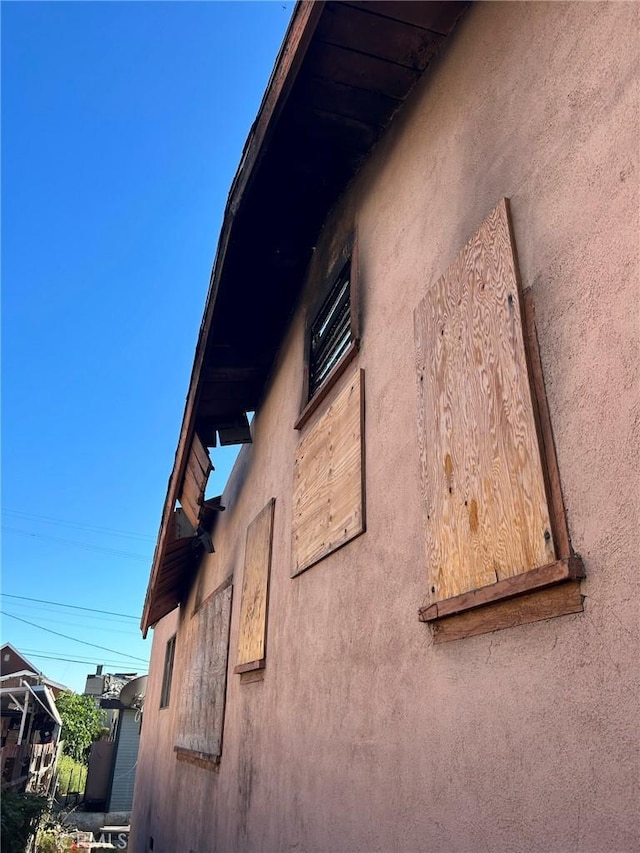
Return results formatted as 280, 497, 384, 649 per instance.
309, 262, 351, 397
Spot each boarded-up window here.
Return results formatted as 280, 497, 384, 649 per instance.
415, 199, 581, 632
292, 367, 365, 576
175, 580, 232, 766
235, 499, 275, 674
159, 634, 176, 709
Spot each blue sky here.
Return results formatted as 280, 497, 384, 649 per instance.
1, 0, 294, 692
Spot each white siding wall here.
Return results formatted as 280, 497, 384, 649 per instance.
109, 709, 140, 812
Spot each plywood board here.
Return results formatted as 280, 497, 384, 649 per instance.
176, 580, 232, 761
414, 199, 555, 604
235, 499, 275, 671
292, 367, 365, 575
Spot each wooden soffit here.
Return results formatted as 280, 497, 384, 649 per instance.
141, 0, 468, 635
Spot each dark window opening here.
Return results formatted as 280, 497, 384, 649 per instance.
309, 261, 351, 399
159, 635, 176, 709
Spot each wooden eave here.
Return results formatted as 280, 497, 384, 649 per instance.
141, 0, 468, 636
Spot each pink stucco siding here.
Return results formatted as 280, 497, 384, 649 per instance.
131, 3, 639, 851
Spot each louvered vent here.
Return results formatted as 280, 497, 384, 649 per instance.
309, 262, 351, 397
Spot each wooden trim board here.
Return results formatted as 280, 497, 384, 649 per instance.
432, 581, 584, 643
419, 555, 584, 621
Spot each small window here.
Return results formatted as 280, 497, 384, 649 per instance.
295, 242, 360, 431
159, 635, 176, 709
308, 260, 352, 399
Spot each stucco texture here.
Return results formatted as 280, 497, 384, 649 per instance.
131, 3, 639, 851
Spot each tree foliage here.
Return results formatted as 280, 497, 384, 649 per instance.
55, 692, 106, 763
0, 791, 48, 853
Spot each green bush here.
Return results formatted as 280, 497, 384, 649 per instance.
55, 693, 105, 763
35, 816, 75, 853
56, 754, 87, 795
0, 790, 48, 853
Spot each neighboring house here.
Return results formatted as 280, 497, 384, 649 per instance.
84, 671, 146, 813
131, 3, 639, 852
1, 643, 69, 697
0, 645, 63, 794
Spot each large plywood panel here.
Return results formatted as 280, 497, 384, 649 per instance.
236, 499, 275, 671
176, 581, 232, 760
292, 368, 365, 576
414, 199, 555, 604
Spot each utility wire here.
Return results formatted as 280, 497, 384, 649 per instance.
23, 653, 144, 668
2, 508, 155, 543
4, 613, 141, 635
1, 593, 139, 620
2, 527, 151, 561
5, 613, 140, 632
1, 611, 148, 663
20, 648, 144, 665
19, 648, 142, 663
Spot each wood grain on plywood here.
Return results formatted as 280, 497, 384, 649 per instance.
292, 368, 365, 576
176, 582, 232, 759
235, 499, 275, 671
414, 199, 555, 604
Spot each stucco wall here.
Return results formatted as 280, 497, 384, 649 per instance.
131, 3, 639, 851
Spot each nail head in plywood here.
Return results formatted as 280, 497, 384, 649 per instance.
292, 367, 365, 576
235, 499, 275, 672
414, 199, 555, 605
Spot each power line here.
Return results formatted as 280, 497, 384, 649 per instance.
20, 648, 145, 664
5, 612, 141, 633
1, 593, 139, 620
1, 611, 148, 663
4, 613, 141, 635
2, 527, 151, 562
2, 508, 156, 543
23, 652, 145, 669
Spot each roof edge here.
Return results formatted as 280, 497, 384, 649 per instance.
141, 1, 325, 636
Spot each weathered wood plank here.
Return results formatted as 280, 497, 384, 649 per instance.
179, 435, 212, 528
176, 582, 232, 760
179, 475, 201, 530
522, 288, 571, 560
414, 199, 555, 605
419, 555, 584, 621
432, 581, 584, 643
293, 76, 399, 129
235, 499, 275, 672
304, 41, 420, 101
345, 1, 467, 35
218, 419, 252, 446
292, 368, 365, 575
191, 433, 212, 477
318, 3, 444, 70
